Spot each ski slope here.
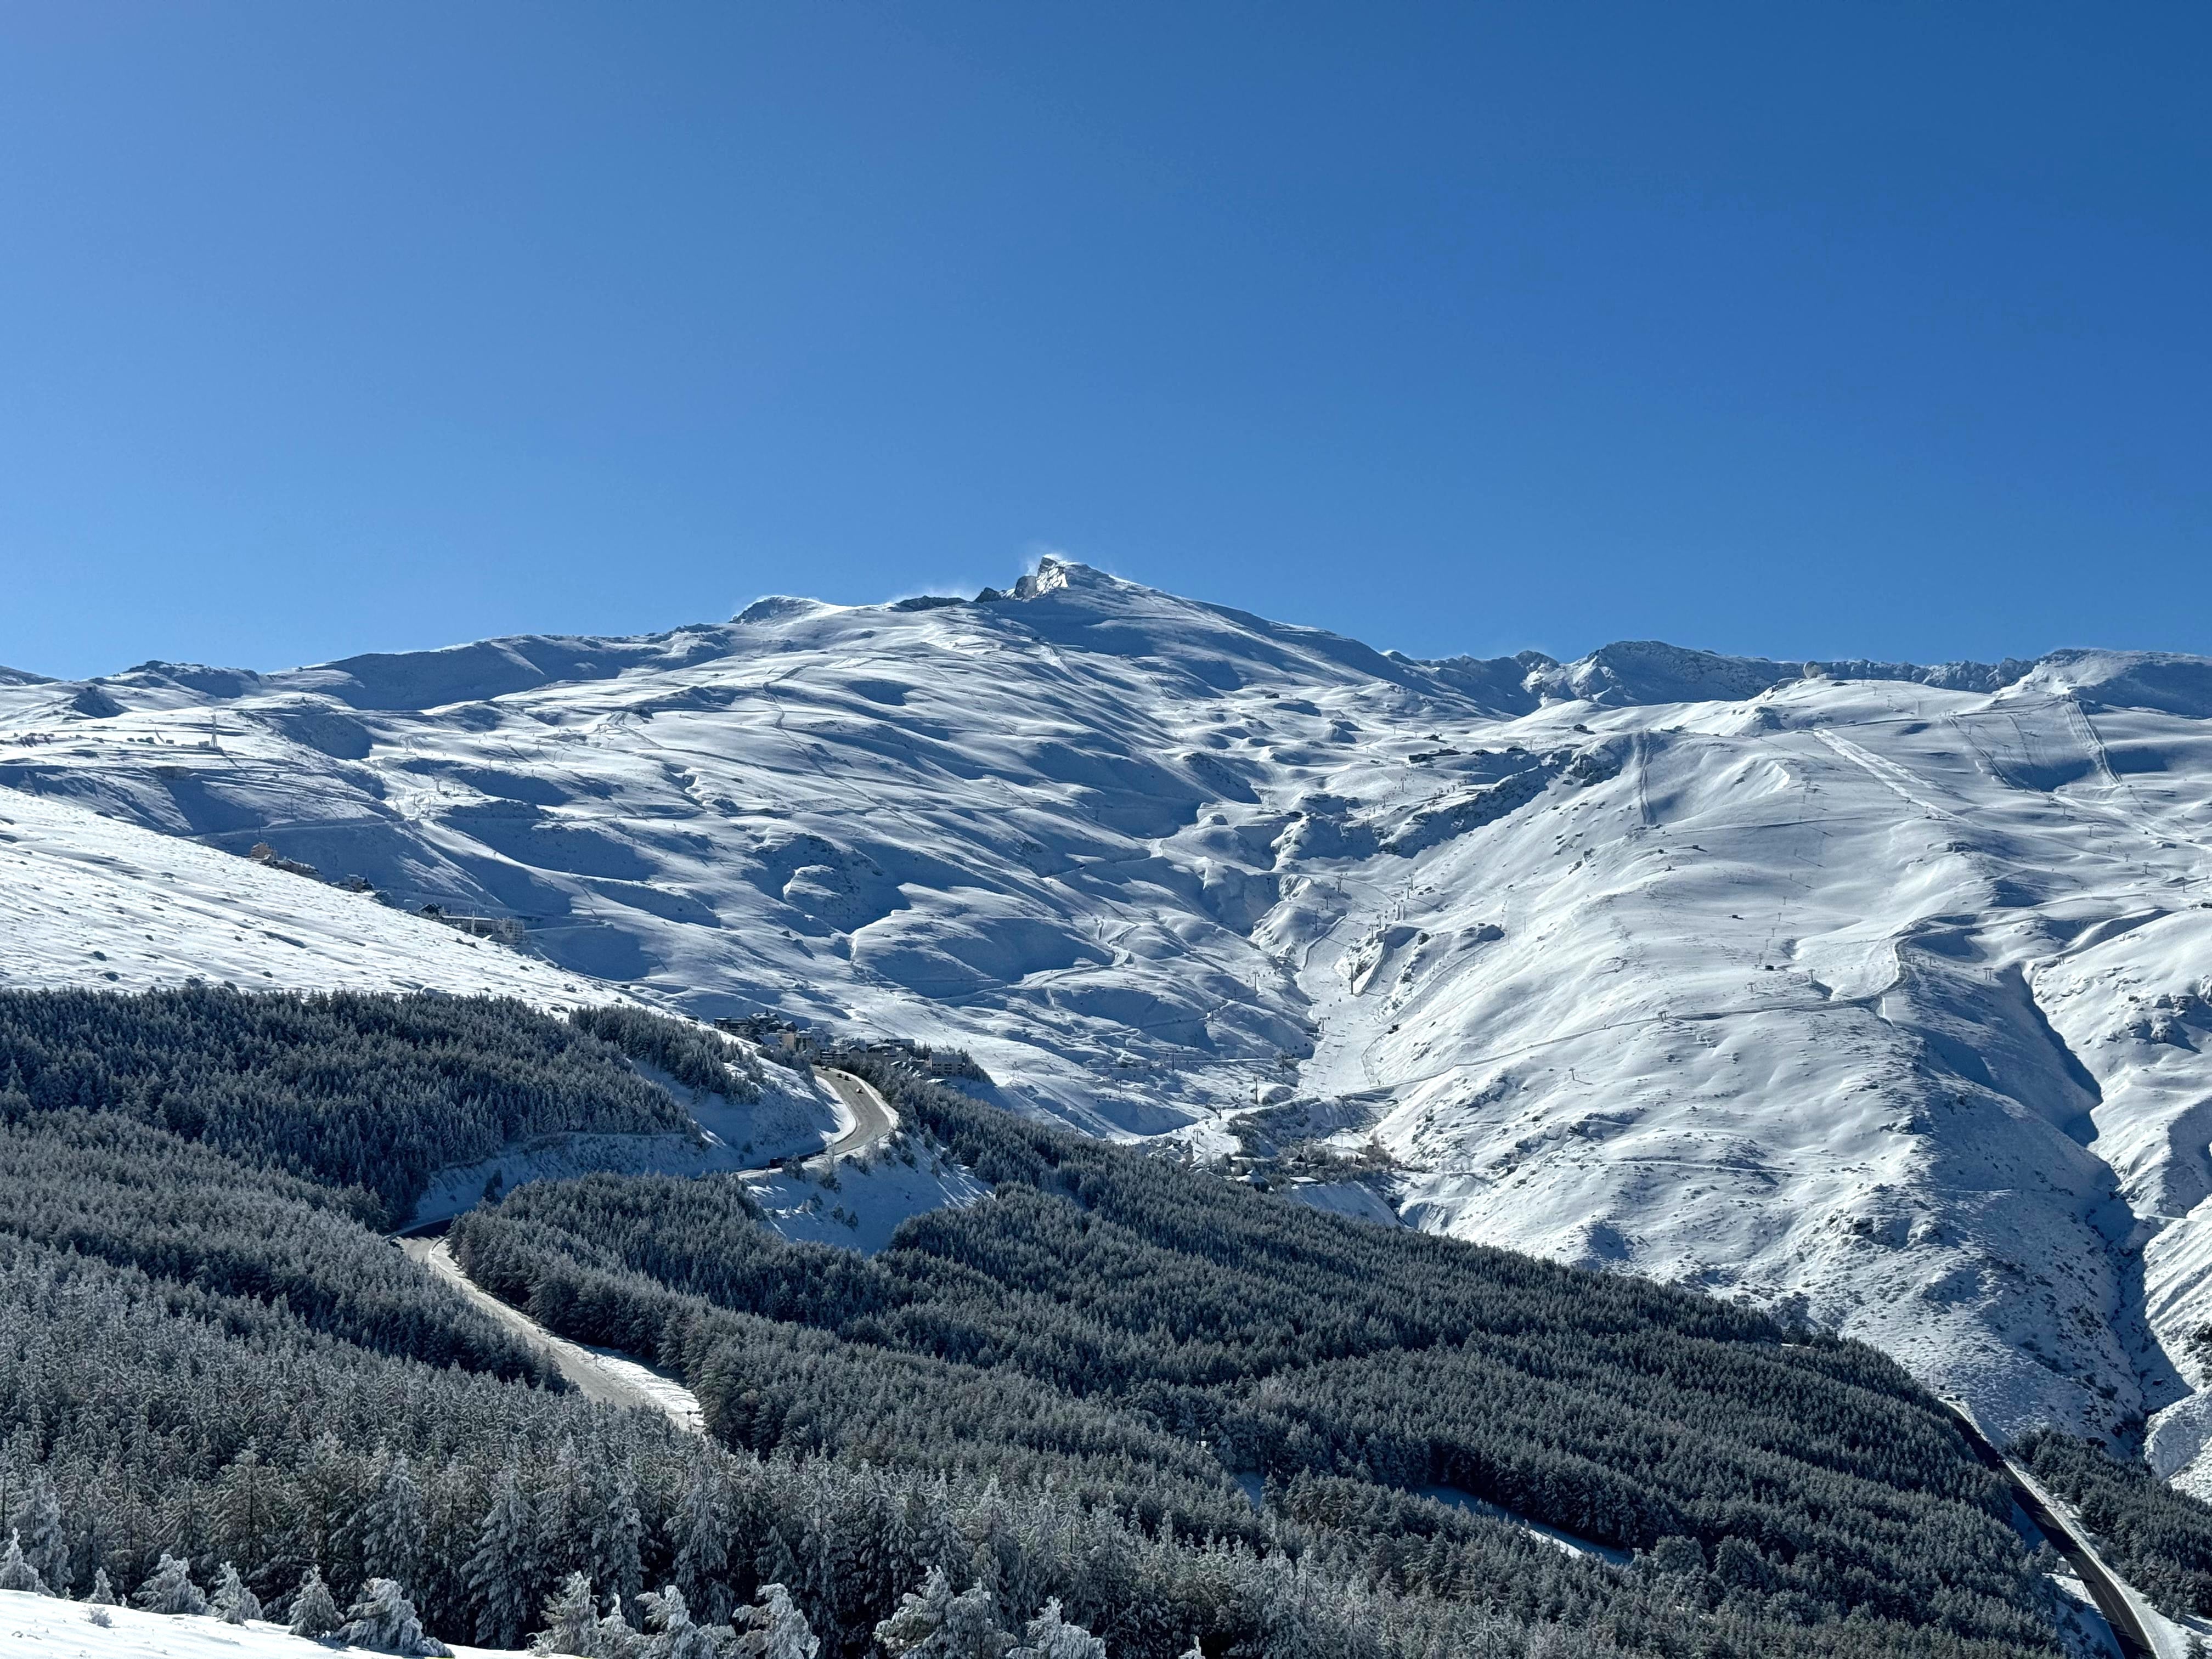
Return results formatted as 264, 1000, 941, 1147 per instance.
9, 558, 2212, 1462
0, 786, 605, 1003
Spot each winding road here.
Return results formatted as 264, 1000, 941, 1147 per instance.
399, 1066, 898, 1430
1944, 1403, 2184, 1659
817, 1066, 898, 1160
399, 1232, 705, 1429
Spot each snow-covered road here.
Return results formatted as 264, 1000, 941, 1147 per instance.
394, 1066, 900, 1431
399, 1236, 704, 1431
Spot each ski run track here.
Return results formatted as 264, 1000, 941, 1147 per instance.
11, 558, 2212, 1493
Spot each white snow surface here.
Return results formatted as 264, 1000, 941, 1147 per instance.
0, 1591, 538, 1659
12, 558, 2212, 1457
0, 780, 847, 1232
0, 786, 606, 1003
743, 1142, 990, 1255
1284, 1178, 1401, 1228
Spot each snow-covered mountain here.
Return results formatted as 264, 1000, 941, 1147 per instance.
9, 557, 2212, 1470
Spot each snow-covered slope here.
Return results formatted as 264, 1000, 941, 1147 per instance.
0, 1592, 523, 1659
0, 786, 607, 1002
10, 557, 2212, 1462
0, 782, 849, 1226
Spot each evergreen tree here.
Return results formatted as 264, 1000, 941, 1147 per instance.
13, 1472, 67, 1595
533, 1571, 600, 1657
338, 1576, 453, 1657
86, 1566, 117, 1606
214, 1449, 281, 1577
468, 1464, 539, 1647
589, 1464, 644, 1613
1010, 1600, 1105, 1659
537, 1444, 584, 1593
527, 1577, 643, 1659
364, 1451, 427, 1591
639, 1584, 720, 1659
290, 1565, 345, 1639
593, 1594, 647, 1659
134, 1553, 210, 1616
0, 1528, 50, 1595
876, 1570, 1013, 1659
734, 1583, 819, 1659
876, 1567, 957, 1656
668, 1465, 733, 1623
213, 1562, 266, 1624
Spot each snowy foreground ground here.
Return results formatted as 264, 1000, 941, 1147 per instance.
0, 1592, 540, 1659
12, 558, 2212, 1466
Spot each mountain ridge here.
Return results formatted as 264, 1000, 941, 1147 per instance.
7, 556, 2212, 1472
15, 555, 2206, 718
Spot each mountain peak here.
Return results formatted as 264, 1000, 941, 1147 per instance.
1012, 556, 1083, 599
734, 595, 834, 625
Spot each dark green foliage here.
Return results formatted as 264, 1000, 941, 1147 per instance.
449, 1062, 2060, 1653
567, 1004, 762, 1102
2016, 1429, 2212, 1616
0, 989, 2076, 1658
0, 1223, 681, 1627
0, 1111, 552, 1381
0, 985, 696, 1222
450, 1207, 1260, 1542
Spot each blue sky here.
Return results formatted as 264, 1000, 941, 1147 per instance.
2, 4, 2207, 679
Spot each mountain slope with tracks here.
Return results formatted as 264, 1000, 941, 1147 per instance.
7, 558, 2212, 1462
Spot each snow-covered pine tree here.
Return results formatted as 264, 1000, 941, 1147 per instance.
594, 1593, 646, 1659
467, 1463, 539, 1647
874, 1569, 1013, 1659
1008, 1600, 1105, 1659
14, 1471, 69, 1595
587, 1464, 643, 1613
337, 1576, 453, 1656
732, 1582, 817, 1659
213, 1561, 266, 1624
298, 1434, 362, 1590
532, 1570, 599, 1656
213, 1448, 279, 1578
535, 1442, 583, 1588
0, 1527, 51, 1595
753, 1522, 800, 1600
363, 1450, 427, 1590
668, 1465, 732, 1623
134, 1552, 210, 1615
874, 1567, 955, 1656
935, 1585, 1015, 1659
290, 1565, 345, 1639
0, 1428, 30, 1539
639, 1583, 719, 1659
86, 1566, 117, 1606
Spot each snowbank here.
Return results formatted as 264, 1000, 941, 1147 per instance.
0, 1589, 545, 1659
